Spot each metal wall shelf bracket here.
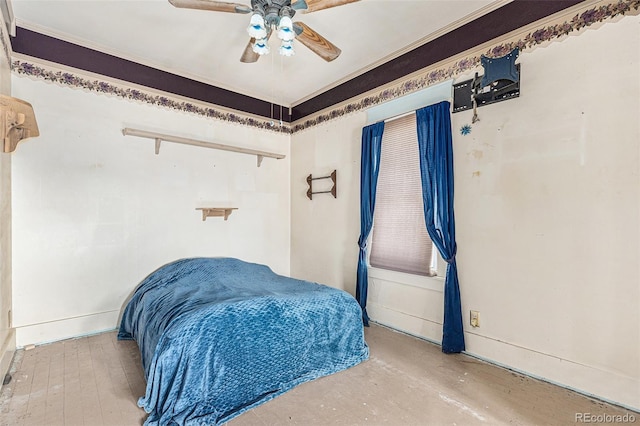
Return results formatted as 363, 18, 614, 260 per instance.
306, 170, 337, 200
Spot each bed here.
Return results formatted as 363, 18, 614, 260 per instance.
118, 257, 369, 425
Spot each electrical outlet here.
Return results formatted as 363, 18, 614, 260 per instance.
470, 310, 480, 327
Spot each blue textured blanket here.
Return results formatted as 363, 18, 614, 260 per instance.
118, 258, 369, 425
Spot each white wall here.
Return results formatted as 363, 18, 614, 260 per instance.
290, 113, 364, 293
290, 15, 640, 410
453, 16, 639, 410
0, 7, 15, 383
11, 77, 290, 346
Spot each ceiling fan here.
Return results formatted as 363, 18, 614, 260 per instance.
168, 0, 359, 63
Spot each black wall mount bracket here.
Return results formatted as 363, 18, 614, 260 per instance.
453, 64, 521, 114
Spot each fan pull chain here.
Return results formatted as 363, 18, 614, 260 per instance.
268, 45, 275, 127
280, 55, 284, 127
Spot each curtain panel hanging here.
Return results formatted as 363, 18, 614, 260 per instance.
356, 121, 385, 326
416, 101, 465, 353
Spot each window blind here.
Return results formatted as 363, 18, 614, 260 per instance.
370, 113, 435, 276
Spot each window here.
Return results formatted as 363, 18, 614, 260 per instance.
369, 113, 436, 277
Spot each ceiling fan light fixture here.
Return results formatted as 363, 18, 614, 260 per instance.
252, 38, 270, 55
247, 13, 267, 39
277, 16, 295, 41
279, 40, 295, 57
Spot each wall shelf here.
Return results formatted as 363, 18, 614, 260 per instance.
122, 128, 285, 167
1, 94, 40, 153
196, 207, 237, 221
306, 170, 337, 200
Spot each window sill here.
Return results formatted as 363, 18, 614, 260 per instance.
368, 266, 444, 292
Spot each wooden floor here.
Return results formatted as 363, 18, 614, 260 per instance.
0, 324, 635, 425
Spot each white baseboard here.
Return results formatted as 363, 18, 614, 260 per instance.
368, 301, 443, 343
463, 332, 640, 412
369, 302, 639, 412
15, 310, 120, 347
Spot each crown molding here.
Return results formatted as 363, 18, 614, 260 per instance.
13, 19, 291, 107
291, 0, 587, 121
11, 53, 292, 134
10, 0, 639, 134
292, 0, 514, 106
291, 0, 640, 133
10, 26, 292, 122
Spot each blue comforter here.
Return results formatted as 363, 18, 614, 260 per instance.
118, 257, 369, 425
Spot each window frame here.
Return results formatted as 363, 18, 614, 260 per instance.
367, 112, 440, 279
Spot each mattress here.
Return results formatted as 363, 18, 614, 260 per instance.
118, 257, 369, 425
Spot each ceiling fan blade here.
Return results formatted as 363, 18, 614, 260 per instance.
168, 0, 252, 14
240, 38, 260, 63
293, 22, 341, 62
303, 0, 359, 13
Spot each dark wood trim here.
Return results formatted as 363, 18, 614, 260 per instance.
10, 27, 291, 122
290, 0, 584, 120
10, 0, 584, 122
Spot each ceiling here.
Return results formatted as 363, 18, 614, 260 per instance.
9, 0, 504, 107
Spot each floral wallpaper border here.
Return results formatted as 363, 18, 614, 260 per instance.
10, 0, 640, 134
11, 60, 292, 134
291, 0, 640, 133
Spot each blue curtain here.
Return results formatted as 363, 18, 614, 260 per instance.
416, 101, 465, 353
356, 121, 385, 326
